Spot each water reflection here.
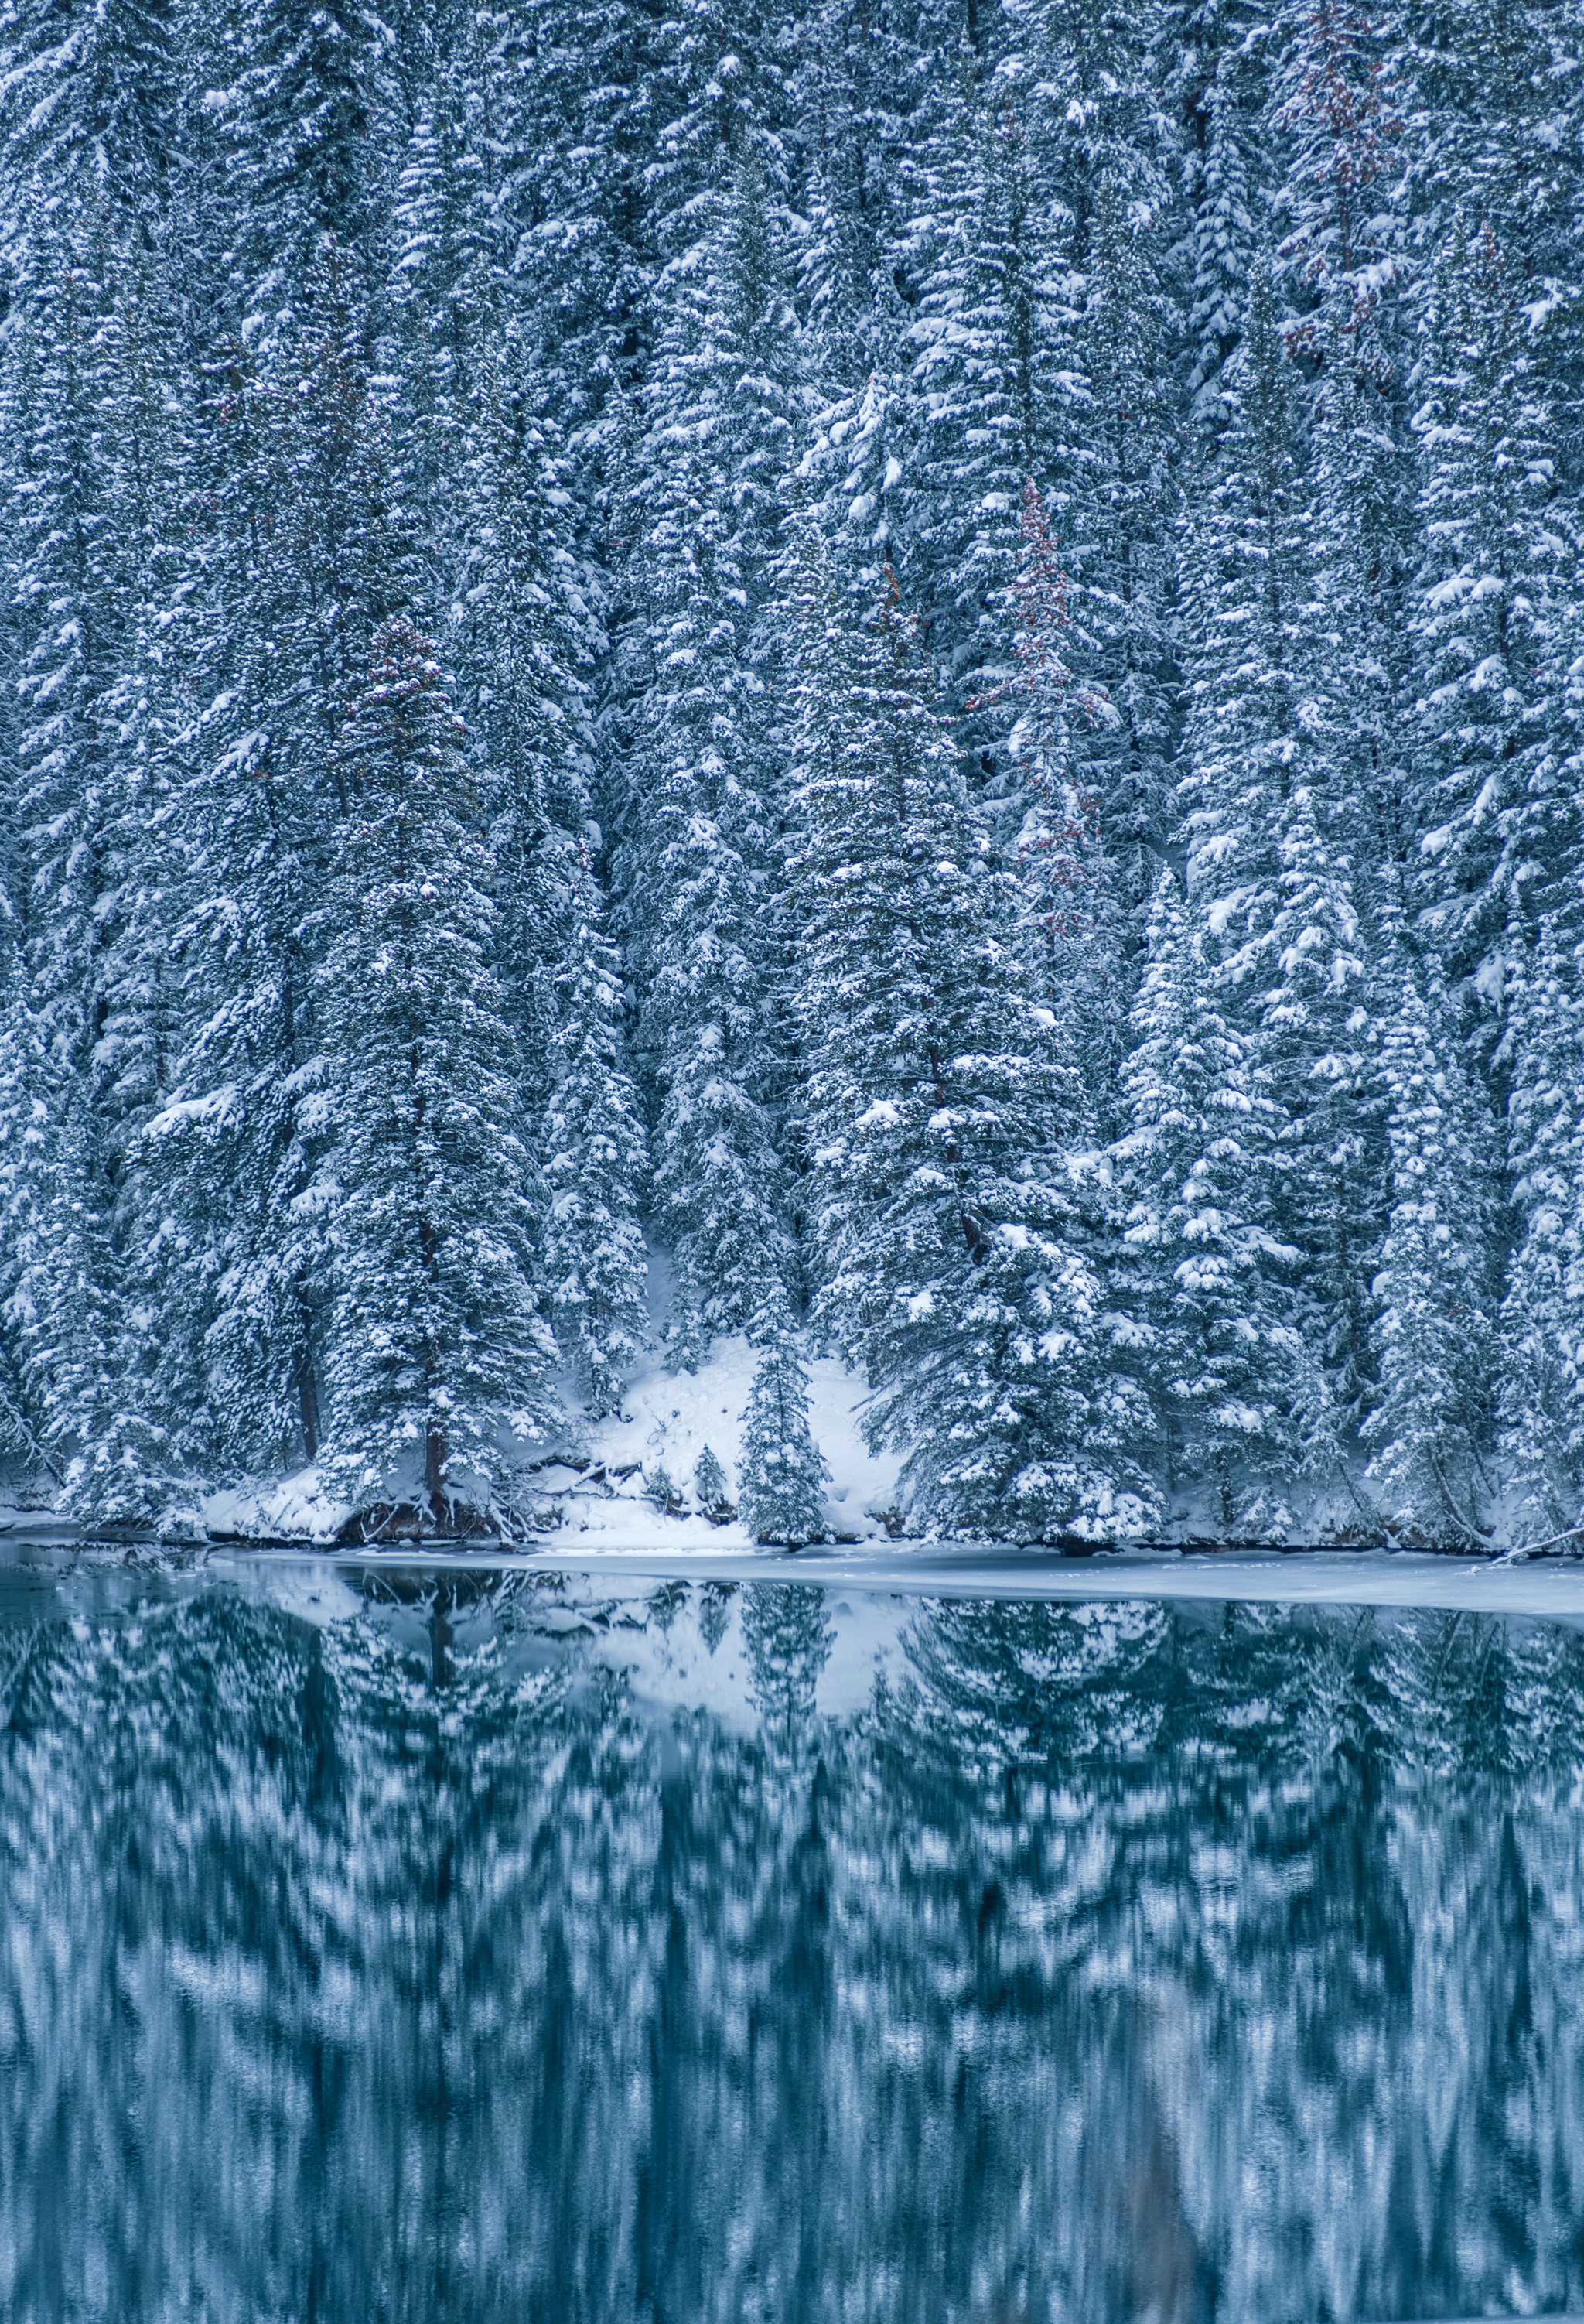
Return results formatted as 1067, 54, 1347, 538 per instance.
2, 1571, 1583, 2322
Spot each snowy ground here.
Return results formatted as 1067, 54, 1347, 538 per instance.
181, 1317, 906, 1551
0, 1253, 1579, 1580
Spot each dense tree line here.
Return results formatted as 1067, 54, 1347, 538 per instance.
1, 0, 1582, 1543
4, 1577, 1584, 2317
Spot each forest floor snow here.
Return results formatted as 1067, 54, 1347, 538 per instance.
544, 1331, 906, 1550
187, 1327, 903, 1550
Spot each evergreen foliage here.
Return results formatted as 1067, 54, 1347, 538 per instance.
314, 617, 556, 1517
1, 0, 1582, 1545
737, 1281, 831, 1546
692, 1442, 731, 1516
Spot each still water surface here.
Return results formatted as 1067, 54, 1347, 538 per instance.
3, 1556, 1583, 2322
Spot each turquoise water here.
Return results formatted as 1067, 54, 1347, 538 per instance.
3, 1557, 1583, 2322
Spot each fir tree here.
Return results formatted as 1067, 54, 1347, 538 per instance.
542, 909, 648, 1418
1405, 217, 1582, 977
1117, 866, 1299, 1532
1496, 919, 1584, 1546
737, 1281, 831, 1546
315, 617, 555, 1520
1060, 169, 1180, 909
693, 1443, 732, 1516
904, 79, 1070, 736
1364, 963, 1501, 1543
787, 517, 1156, 1540
613, 177, 794, 1362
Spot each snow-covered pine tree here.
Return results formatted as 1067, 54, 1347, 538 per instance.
1117, 866, 1296, 1533
903, 74, 1071, 740
737, 1279, 831, 1546
1169, 0, 1272, 407
1258, 282, 1417, 1457
7, 236, 129, 1129
1495, 918, 1584, 1546
483, 0, 666, 429
145, 274, 418, 1485
1174, 259, 1310, 1011
786, 512, 1158, 1540
1405, 214, 1582, 984
541, 907, 648, 1417
0, 192, 194, 1516
387, 52, 609, 1137
1060, 167, 1180, 909
983, 478, 1124, 1102
316, 617, 555, 1521
1138, 261, 1330, 1511
215, 0, 402, 313
1168, 255, 1392, 1482
1266, 0, 1405, 337
1364, 962, 1501, 1544
1257, 772, 1377, 1462
0, 0, 180, 276
1306, 282, 1415, 907
692, 1442, 731, 1517
612, 169, 794, 1364
386, 46, 502, 529
0, 893, 53, 1483
790, 0, 916, 383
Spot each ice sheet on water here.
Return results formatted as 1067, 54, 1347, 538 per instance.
204, 1541, 1584, 1621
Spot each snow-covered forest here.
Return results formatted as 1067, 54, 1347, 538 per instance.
1, 0, 1581, 1546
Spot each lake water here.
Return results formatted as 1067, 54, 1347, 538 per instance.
3, 1550, 1584, 2322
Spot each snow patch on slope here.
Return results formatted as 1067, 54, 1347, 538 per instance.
548, 1330, 905, 1550
194, 1328, 902, 1549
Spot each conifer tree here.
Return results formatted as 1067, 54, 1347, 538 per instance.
0, 0, 180, 272
541, 910, 648, 1417
1174, 261, 1310, 1003
1405, 216, 1582, 978
1364, 964, 1501, 1543
613, 173, 795, 1362
145, 277, 415, 1483
315, 617, 555, 1519
0, 896, 53, 1481
904, 81, 1070, 735
692, 1443, 731, 1516
737, 1281, 831, 1546
984, 480, 1124, 1097
1171, 0, 1272, 405
1060, 170, 1180, 907
1117, 867, 1299, 1531
787, 516, 1156, 1540
1496, 920, 1584, 1545
217, 0, 402, 309
1266, 0, 1405, 330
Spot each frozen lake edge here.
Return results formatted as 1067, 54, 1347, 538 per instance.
6, 1530, 1584, 1618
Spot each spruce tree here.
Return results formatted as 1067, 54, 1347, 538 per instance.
216, 0, 402, 309
315, 617, 555, 1519
1060, 169, 1180, 908
541, 911, 649, 1418
1364, 964, 1501, 1544
1405, 217, 1582, 978
693, 1443, 731, 1517
145, 275, 414, 1485
1496, 920, 1584, 1546
1117, 867, 1297, 1532
903, 78, 1070, 738
612, 173, 794, 1362
737, 1281, 831, 1547
787, 514, 1157, 1540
